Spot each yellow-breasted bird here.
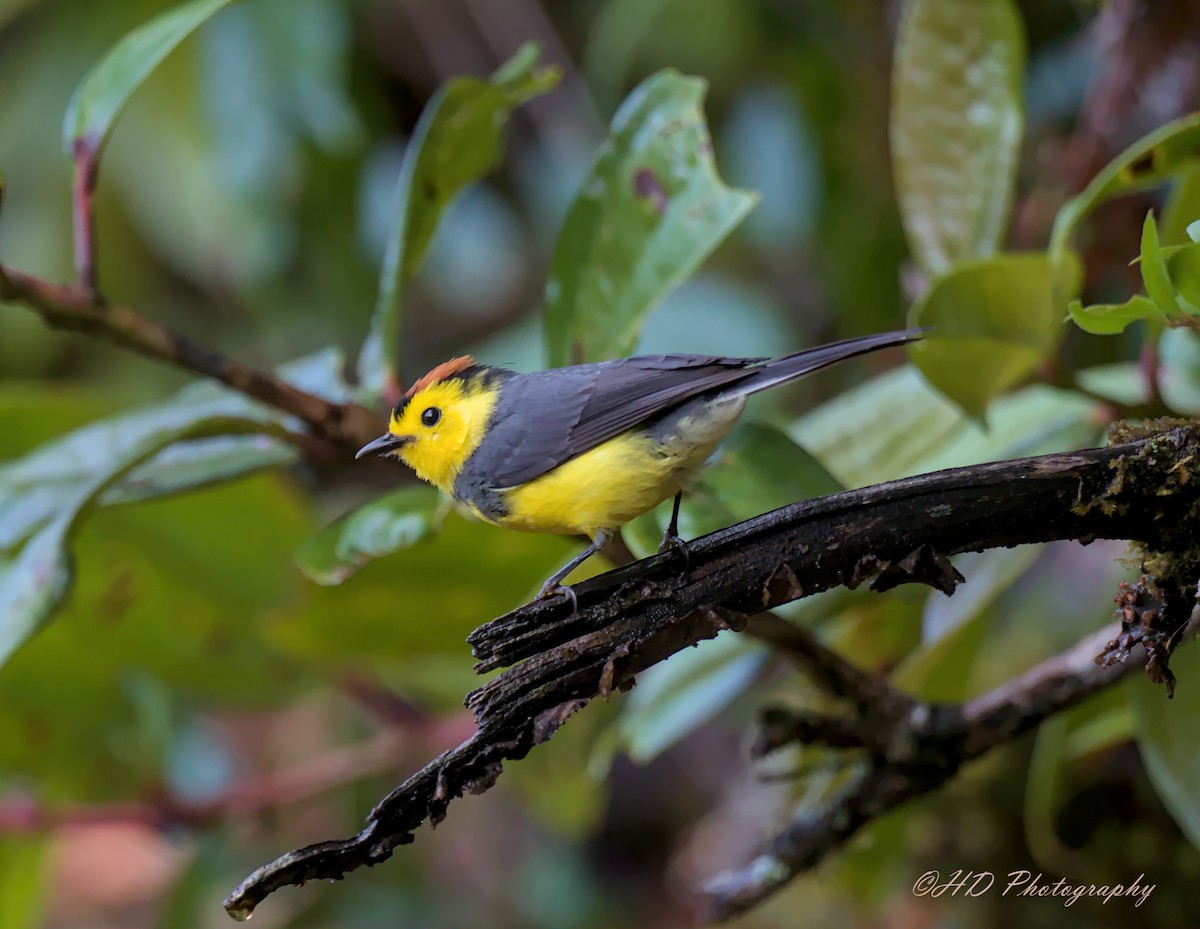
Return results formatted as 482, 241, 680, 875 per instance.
356, 329, 922, 601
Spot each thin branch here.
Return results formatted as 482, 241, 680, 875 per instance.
0, 266, 384, 452
700, 623, 1151, 921
223, 424, 1200, 921
70, 141, 101, 299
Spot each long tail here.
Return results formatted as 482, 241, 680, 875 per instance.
731, 328, 925, 397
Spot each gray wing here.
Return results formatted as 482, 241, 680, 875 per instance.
463, 330, 922, 491
471, 355, 762, 489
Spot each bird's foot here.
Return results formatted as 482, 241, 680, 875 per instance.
657, 529, 691, 567
537, 579, 578, 614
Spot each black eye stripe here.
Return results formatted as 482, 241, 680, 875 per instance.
421, 407, 441, 426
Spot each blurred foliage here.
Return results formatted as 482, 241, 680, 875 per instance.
3, 1, 1200, 928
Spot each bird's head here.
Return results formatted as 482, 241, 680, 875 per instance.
355, 356, 499, 492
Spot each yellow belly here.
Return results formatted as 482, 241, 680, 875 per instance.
498, 401, 742, 537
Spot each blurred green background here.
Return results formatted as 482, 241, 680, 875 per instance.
4, 0, 1200, 927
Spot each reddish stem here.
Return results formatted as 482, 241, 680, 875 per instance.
71, 139, 101, 301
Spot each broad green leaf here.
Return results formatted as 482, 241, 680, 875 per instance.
357, 43, 560, 392
624, 421, 841, 559
0, 472, 313, 799
893, 546, 1039, 702
62, 0, 244, 154
505, 702, 611, 837
543, 70, 759, 367
267, 512, 574, 705
1166, 239, 1200, 312
1025, 690, 1132, 870
1051, 113, 1200, 261
1068, 295, 1165, 335
794, 368, 1100, 490
908, 252, 1080, 421
1140, 211, 1185, 318
296, 485, 446, 585
792, 366, 964, 488
1189, 220, 1200, 243
1129, 643, 1200, 849
0, 349, 347, 549
0, 836, 47, 929
616, 630, 766, 763
912, 385, 1103, 473
890, 593, 989, 703
1024, 713, 1072, 867
891, 0, 1024, 275
0, 417, 280, 668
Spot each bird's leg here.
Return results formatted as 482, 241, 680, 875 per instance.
537, 529, 612, 605
657, 491, 690, 566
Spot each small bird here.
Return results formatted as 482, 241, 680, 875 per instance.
357, 329, 922, 601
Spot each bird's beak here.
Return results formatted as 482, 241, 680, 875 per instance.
355, 433, 413, 460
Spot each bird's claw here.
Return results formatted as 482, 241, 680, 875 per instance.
537, 580, 578, 614
657, 530, 690, 567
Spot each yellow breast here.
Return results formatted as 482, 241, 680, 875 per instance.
498, 399, 743, 538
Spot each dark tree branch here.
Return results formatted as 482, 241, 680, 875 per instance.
0, 265, 385, 453
701, 623, 1150, 921
224, 423, 1200, 922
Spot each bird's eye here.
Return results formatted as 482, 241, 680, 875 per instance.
421, 407, 441, 427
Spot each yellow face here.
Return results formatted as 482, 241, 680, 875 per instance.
385, 377, 498, 493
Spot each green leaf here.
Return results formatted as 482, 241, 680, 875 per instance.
1166, 240, 1200, 313
1068, 295, 1165, 335
891, 0, 1024, 275
1129, 643, 1200, 850
1024, 713, 1072, 867
616, 631, 766, 763
505, 703, 610, 837
0, 417, 281, 668
912, 385, 1103, 472
1051, 112, 1200, 260
267, 512, 574, 704
0, 836, 47, 929
908, 252, 1080, 421
1140, 211, 1185, 318
893, 546, 1039, 702
296, 485, 446, 585
792, 366, 964, 488
1189, 220, 1200, 244
0, 349, 348, 549
62, 0, 244, 155
0, 472, 313, 799
543, 70, 759, 367
357, 43, 560, 392
1162, 161, 1200, 244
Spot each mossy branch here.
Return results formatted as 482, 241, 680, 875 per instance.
225, 423, 1200, 922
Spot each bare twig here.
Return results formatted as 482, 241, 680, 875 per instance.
223, 424, 1200, 921
0, 266, 384, 452
701, 623, 1152, 921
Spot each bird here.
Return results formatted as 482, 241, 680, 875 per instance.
356, 329, 923, 603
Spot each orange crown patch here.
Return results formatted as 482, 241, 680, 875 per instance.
405, 356, 477, 398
